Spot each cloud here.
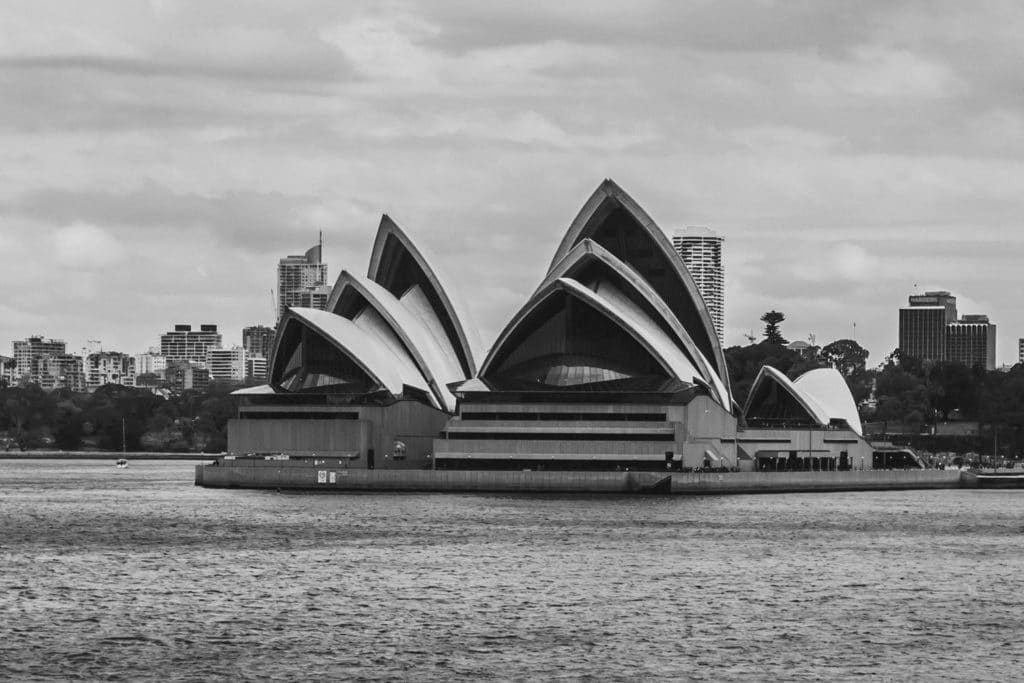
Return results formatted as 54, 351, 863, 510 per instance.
54, 222, 125, 269
793, 45, 960, 99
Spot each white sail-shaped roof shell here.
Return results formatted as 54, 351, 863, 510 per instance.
794, 368, 863, 435
540, 239, 729, 407
479, 277, 702, 388
743, 365, 831, 426
327, 271, 463, 412
366, 215, 480, 378
273, 307, 434, 404
546, 179, 729, 394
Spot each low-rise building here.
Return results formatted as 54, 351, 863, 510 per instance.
245, 356, 268, 383
207, 347, 247, 383
37, 354, 85, 392
166, 361, 210, 393
135, 348, 168, 379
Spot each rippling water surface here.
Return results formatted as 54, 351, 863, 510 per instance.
2, 459, 1024, 681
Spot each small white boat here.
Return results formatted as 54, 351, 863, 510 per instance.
115, 459, 129, 469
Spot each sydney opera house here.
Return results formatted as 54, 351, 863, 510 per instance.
229, 180, 879, 472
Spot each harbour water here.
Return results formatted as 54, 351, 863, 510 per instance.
2, 459, 1023, 681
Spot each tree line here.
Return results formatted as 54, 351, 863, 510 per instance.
0, 382, 236, 452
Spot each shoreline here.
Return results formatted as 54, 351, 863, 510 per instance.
2, 451, 216, 461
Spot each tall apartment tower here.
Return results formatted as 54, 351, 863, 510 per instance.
946, 315, 996, 371
898, 291, 957, 364
277, 236, 329, 322
160, 324, 223, 366
1019, 338, 1024, 365
672, 227, 724, 343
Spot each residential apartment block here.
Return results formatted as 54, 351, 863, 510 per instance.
160, 324, 222, 366
86, 351, 136, 389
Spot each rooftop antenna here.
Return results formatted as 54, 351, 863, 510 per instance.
852, 322, 857, 341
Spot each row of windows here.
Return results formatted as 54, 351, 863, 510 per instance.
439, 431, 674, 441
459, 412, 666, 422
239, 411, 360, 420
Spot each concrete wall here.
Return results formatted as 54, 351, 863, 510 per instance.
197, 461, 962, 494
227, 399, 450, 469
737, 427, 875, 469
227, 419, 369, 458
197, 462, 664, 492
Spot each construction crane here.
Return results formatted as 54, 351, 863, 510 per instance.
743, 329, 756, 344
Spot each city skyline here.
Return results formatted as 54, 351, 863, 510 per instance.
2, 2, 1023, 363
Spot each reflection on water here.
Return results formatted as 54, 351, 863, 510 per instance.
2, 459, 1023, 680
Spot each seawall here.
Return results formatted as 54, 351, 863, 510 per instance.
195, 460, 964, 495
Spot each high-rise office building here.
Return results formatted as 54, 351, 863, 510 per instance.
898, 291, 998, 369
1019, 338, 1024, 365
160, 324, 222, 366
898, 291, 958, 364
672, 227, 724, 343
277, 237, 329, 322
946, 315, 996, 371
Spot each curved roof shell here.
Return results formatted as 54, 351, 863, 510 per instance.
270, 307, 433, 403
365, 215, 480, 378
541, 239, 730, 407
480, 276, 702, 389
327, 270, 463, 411
793, 368, 863, 435
742, 365, 830, 427
547, 179, 728, 391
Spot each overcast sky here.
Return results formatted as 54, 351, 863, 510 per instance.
2, 0, 1023, 366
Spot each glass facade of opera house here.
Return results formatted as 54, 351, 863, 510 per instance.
228, 180, 907, 472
